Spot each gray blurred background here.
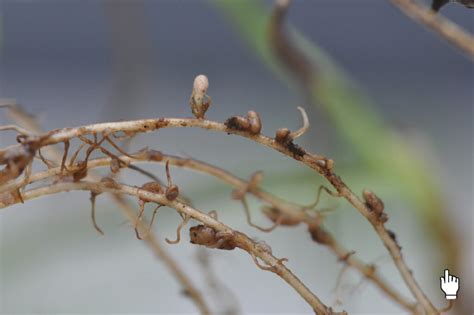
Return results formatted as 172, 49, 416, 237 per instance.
0, 0, 472, 314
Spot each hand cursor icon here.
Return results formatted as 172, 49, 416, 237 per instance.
440, 269, 459, 300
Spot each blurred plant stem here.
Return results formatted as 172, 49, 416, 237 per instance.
212, 0, 460, 283
103, 1, 154, 120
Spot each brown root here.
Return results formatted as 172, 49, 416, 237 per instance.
60, 140, 70, 174
68, 143, 86, 167
305, 185, 342, 210
134, 201, 147, 240
90, 192, 104, 235
240, 197, 280, 232
166, 214, 191, 244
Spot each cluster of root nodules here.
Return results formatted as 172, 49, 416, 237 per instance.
362, 190, 401, 249
0, 117, 185, 239
362, 189, 388, 224
0, 134, 46, 205
54, 131, 172, 237
224, 106, 311, 162
224, 111, 262, 135
188, 214, 288, 273
1, 76, 333, 267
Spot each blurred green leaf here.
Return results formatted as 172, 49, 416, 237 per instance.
212, 0, 459, 269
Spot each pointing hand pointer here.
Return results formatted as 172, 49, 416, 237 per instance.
440, 269, 459, 300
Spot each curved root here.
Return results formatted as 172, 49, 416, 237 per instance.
90, 192, 104, 235
304, 185, 342, 210
166, 214, 191, 244
289, 106, 309, 139
241, 197, 281, 232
